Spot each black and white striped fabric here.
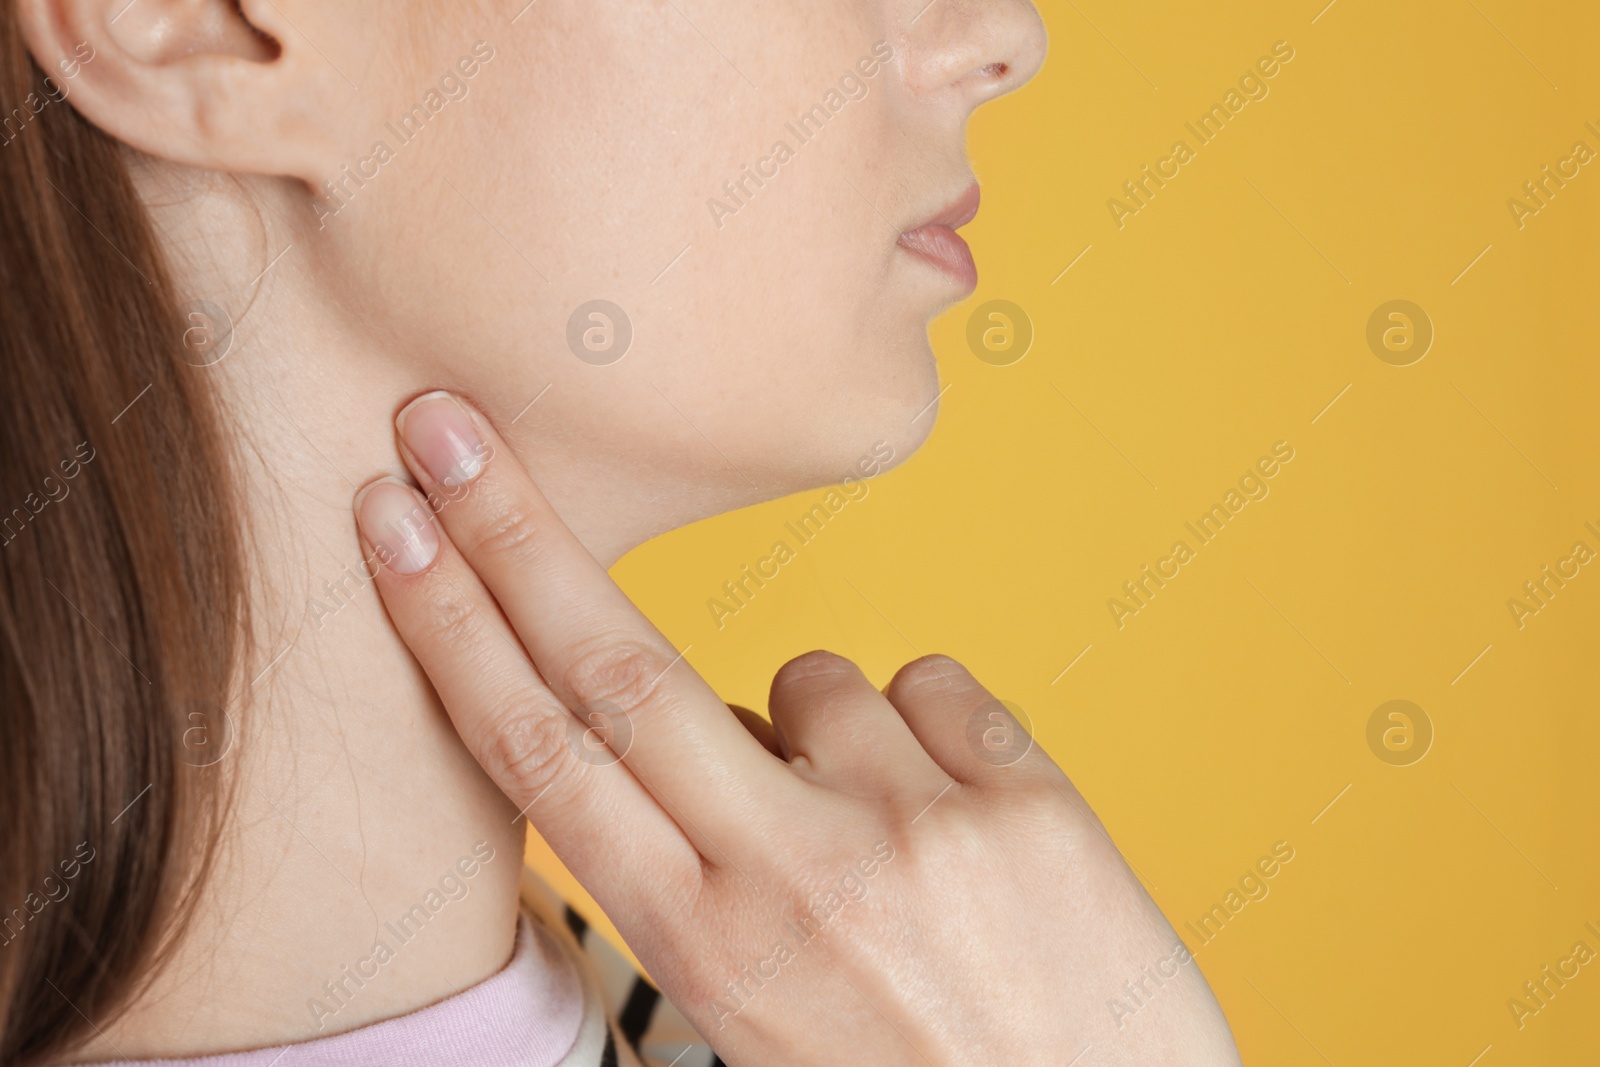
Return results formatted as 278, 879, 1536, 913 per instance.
519, 868, 727, 1067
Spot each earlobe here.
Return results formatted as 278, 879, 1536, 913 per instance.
13, 0, 344, 184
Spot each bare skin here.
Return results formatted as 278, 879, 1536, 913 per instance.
17, 1, 1236, 1058
355, 391, 1244, 1066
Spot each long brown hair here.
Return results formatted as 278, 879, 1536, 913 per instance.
0, 10, 246, 1064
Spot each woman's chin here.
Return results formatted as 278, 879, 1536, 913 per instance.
765, 358, 942, 502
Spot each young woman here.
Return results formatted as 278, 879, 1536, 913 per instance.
0, 0, 1241, 1063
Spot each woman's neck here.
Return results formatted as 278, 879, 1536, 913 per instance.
79, 178, 670, 1059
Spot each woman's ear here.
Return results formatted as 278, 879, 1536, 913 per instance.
14, 0, 349, 182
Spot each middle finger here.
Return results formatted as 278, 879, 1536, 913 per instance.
392, 391, 795, 852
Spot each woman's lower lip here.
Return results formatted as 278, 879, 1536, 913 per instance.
897, 225, 978, 291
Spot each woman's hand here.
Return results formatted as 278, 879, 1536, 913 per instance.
352, 391, 1242, 1066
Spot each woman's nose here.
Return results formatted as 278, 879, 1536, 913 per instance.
895, 0, 1049, 108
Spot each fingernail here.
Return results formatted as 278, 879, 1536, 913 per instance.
355, 479, 440, 575
398, 391, 486, 487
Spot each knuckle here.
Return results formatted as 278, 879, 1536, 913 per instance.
475, 702, 572, 800
923, 812, 994, 868
772, 649, 858, 690
559, 636, 674, 716
887, 653, 969, 698
468, 503, 546, 563
419, 592, 483, 649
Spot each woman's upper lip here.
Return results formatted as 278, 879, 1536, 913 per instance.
904, 181, 981, 235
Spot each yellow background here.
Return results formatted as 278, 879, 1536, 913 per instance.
531, 1, 1600, 1062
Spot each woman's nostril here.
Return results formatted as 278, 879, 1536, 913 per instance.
980, 62, 1010, 79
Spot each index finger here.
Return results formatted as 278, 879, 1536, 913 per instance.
392, 391, 796, 853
